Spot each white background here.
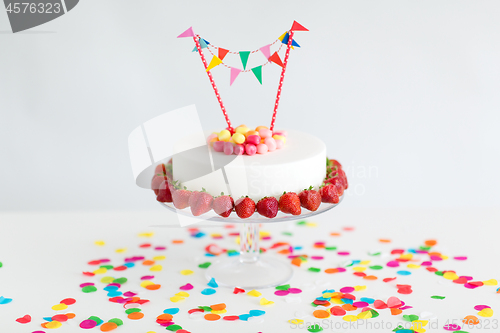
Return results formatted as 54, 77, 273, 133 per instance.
1, 0, 500, 211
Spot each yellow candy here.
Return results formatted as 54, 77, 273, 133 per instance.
235, 126, 249, 135
45, 320, 62, 329
260, 298, 274, 305
150, 264, 163, 272
51, 303, 68, 311
255, 125, 268, 132
247, 290, 262, 297
273, 134, 286, 144
140, 280, 155, 288
218, 130, 231, 142
180, 269, 194, 275
232, 133, 245, 144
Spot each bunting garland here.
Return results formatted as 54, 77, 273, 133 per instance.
177, 21, 308, 131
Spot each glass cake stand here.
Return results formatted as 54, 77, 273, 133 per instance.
159, 195, 343, 289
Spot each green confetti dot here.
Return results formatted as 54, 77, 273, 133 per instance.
100, 265, 114, 270
88, 316, 102, 325
198, 306, 211, 312
308, 267, 321, 273
431, 295, 445, 300
276, 284, 290, 290
108, 318, 123, 326
420, 246, 431, 251
434, 271, 444, 276
402, 314, 419, 322
166, 324, 183, 331
282, 231, 293, 236
198, 262, 211, 269
125, 308, 141, 314
113, 277, 128, 284
369, 265, 383, 270
81, 286, 97, 293
0, 262, 3, 268
297, 221, 307, 226
370, 309, 380, 318
325, 246, 337, 250
307, 324, 323, 332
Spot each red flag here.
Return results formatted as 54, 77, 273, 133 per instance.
218, 48, 229, 60
291, 21, 308, 31
268, 51, 284, 68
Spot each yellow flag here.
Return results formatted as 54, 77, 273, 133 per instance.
206, 55, 222, 71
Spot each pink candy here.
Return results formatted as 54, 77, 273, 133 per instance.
273, 130, 288, 137
223, 142, 233, 155
246, 135, 260, 145
206, 133, 218, 145
258, 128, 272, 138
275, 138, 284, 149
257, 143, 268, 154
245, 144, 257, 156
213, 141, 224, 152
234, 144, 244, 155
264, 137, 276, 151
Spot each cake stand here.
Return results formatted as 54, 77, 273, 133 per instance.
159, 196, 343, 289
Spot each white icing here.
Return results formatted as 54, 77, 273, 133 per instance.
172, 130, 326, 201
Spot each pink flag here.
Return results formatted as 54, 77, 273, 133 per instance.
259, 44, 271, 59
230, 67, 242, 86
177, 27, 195, 38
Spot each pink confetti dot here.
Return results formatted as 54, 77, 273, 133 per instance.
337, 251, 350, 256
352, 301, 369, 307
274, 290, 289, 296
79, 283, 94, 288
474, 305, 491, 311
340, 287, 355, 293
336, 267, 347, 273
80, 319, 97, 329
454, 256, 467, 260
311, 256, 324, 260
429, 255, 442, 261
387, 261, 399, 267
421, 261, 432, 266
443, 324, 461, 331
288, 288, 302, 294
180, 283, 194, 290
141, 275, 155, 280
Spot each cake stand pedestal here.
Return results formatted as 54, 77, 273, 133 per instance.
160, 196, 343, 289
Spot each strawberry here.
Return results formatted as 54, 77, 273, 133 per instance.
320, 184, 340, 204
298, 186, 321, 211
151, 175, 167, 195
278, 192, 301, 215
189, 189, 213, 216
235, 197, 256, 219
329, 159, 342, 170
172, 188, 192, 209
156, 180, 173, 203
256, 197, 279, 218
213, 194, 234, 218
155, 163, 167, 176
338, 168, 348, 189
324, 176, 344, 196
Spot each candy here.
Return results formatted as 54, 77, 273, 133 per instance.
258, 128, 272, 139
232, 133, 245, 144
206, 133, 218, 145
257, 143, 268, 154
218, 130, 231, 142
234, 144, 244, 155
235, 126, 249, 135
213, 141, 224, 152
273, 134, 286, 144
273, 130, 288, 137
245, 144, 257, 156
245, 130, 259, 138
265, 137, 277, 151
255, 125, 269, 132
275, 138, 284, 149
223, 142, 234, 155
246, 135, 260, 145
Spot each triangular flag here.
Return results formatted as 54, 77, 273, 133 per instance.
239, 51, 250, 70
251, 66, 262, 84
230, 67, 242, 86
218, 48, 229, 60
206, 55, 222, 72
291, 21, 309, 31
278, 31, 287, 42
177, 27, 195, 38
281, 33, 300, 47
192, 38, 209, 52
259, 44, 271, 59
202, 38, 210, 45
268, 52, 284, 68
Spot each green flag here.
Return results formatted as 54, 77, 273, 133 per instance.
239, 51, 250, 70
251, 66, 262, 84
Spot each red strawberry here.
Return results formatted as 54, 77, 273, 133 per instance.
256, 197, 278, 218
320, 184, 340, 204
338, 168, 348, 189
172, 189, 192, 209
155, 163, 166, 176
325, 176, 344, 196
235, 197, 255, 219
156, 180, 173, 203
189, 190, 213, 216
213, 194, 234, 218
329, 159, 342, 170
278, 192, 301, 215
298, 186, 321, 211
151, 175, 167, 195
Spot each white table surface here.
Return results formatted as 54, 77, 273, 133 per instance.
0, 207, 499, 333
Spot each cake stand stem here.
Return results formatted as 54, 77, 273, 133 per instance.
239, 223, 260, 263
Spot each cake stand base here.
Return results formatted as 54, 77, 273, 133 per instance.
205, 256, 293, 289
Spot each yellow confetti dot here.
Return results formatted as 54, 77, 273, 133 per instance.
175, 291, 189, 297
410, 320, 428, 333
170, 296, 185, 303
235, 237, 240, 245
289, 319, 304, 324
352, 267, 367, 272
94, 240, 105, 246
323, 292, 334, 298
180, 269, 193, 275
138, 232, 154, 238
140, 280, 155, 288
440, 255, 449, 260
354, 285, 366, 291
247, 290, 262, 297
51, 303, 67, 311
331, 298, 344, 304
359, 260, 371, 265
45, 320, 62, 329
115, 248, 127, 253
101, 276, 115, 283
399, 254, 413, 260
150, 265, 163, 272
211, 309, 227, 314
443, 272, 459, 280
93, 267, 107, 275
478, 308, 494, 317
259, 231, 271, 237
260, 298, 274, 306
153, 255, 166, 261
306, 222, 317, 227
146, 332, 157, 333
342, 315, 358, 322
483, 279, 498, 286
357, 311, 372, 319
407, 264, 420, 269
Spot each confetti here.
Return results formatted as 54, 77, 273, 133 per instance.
207, 278, 218, 288
0, 296, 13, 304
431, 295, 445, 300
260, 298, 274, 305
15, 314, 31, 324
477, 308, 494, 317
80, 319, 97, 329
180, 270, 194, 275
201, 288, 216, 295
180, 283, 193, 290
247, 290, 261, 297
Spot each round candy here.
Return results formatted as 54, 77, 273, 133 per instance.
235, 126, 249, 135
264, 137, 276, 151
257, 143, 268, 154
255, 125, 269, 132
206, 133, 218, 145
258, 128, 272, 139
213, 141, 224, 152
234, 144, 244, 155
232, 133, 246, 144
218, 130, 231, 142
273, 134, 286, 144
245, 130, 259, 138
223, 142, 234, 155
273, 130, 288, 137
275, 139, 284, 149
245, 144, 257, 156
246, 135, 260, 145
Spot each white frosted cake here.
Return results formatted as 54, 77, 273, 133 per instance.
172, 130, 326, 201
